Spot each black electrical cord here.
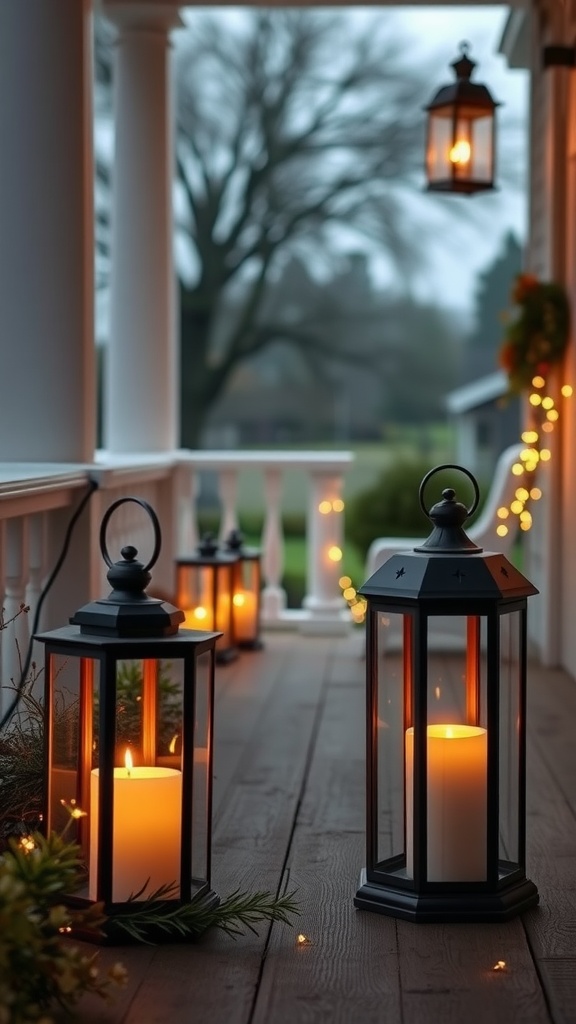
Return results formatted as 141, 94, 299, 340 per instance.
0, 478, 99, 733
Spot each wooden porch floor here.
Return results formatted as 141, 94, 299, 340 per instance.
78, 632, 576, 1024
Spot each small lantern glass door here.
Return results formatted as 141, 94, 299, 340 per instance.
176, 534, 238, 663
425, 43, 499, 194
354, 466, 539, 922
226, 529, 263, 650
36, 498, 220, 941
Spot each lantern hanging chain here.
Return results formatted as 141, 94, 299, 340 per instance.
0, 478, 99, 733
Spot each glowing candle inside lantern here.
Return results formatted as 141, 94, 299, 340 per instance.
405, 724, 487, 881
183, 604, 212, 630
232, 590, 257, 641
89, 749, 182, 902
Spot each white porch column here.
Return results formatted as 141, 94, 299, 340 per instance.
301, 470, 350, 636
104, 3, 183, 453
0, 0, 95, 461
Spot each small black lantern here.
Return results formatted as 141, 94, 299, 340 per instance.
425, 42, 499, 195
36, 498, 220, 941
354, 466, 539, 922
176, 533, 238, 663
225, 529, 263, 650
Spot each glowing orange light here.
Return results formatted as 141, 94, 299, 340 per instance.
521, 430, 539, 443
232, 593, 246, 607
540, 449, 551, 461
510, 500, 524, 515
512, 463, 524, 476
318, 500, 332, 515
193, 606, 207, 620
296, 933, 313, 946
169, 734, 179, 754
542, 422, 554, 433
328, 546, 342, 562
493, 960, 506, 971
531, 376, 545, 388
529, 393, 542, 406
332, 499, 345, 512
541, 396, 554, 410
497, 507, 509, 519
496, 524, 509, 537
547, 409, 559, 421
449, 139, 471, 164
515, 488, 529, 502
530, 487, 542, 500
435, 686, 441, 699
125, 748, 133, 776
561, 384, 573, 397
343, 587, 356, 601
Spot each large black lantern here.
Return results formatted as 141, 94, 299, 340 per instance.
225, 529, 263, 650
36, 498, 220, 940
425, 42, 499, 195
354, 466, 539, 922
176, 534, 238, 663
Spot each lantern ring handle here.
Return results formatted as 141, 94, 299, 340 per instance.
99, 497, 162, 571
418, 464, 480, 519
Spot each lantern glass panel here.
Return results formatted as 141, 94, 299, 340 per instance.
232, 560, 259, 642
427, 111, 453, 182
498, 609, 522, 870
47, 652, 96, 844
375, 610, 410, 869
422, 615, 488, 883
191, 650, 212, 888
179, 565, 216, 630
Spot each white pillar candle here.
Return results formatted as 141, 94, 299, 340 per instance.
89, 763, 181, 903
405, 724, 487, 882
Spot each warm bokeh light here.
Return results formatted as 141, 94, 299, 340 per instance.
530, 487, 542, 500
561, 384, 573, 397
542, 421, 554, 433
539, 449, 551, 461
520, 511, 532, 526
339, 575, 351, 589
343, 586, 356, 601
497, 506, 509, 519
532, 375, 545, 388
512, 463, 524, 476
332, 498, 345, 512
233, 593, 246, 607
318, 500, 332, 514
541, 396, 554, 410
449, 139, 471, 164
521, 430, 539, 443
193, 605, 207, 620
547, 409, 559, 421
529, 393, 542, 406
515, 488, 529, 502
328, 545, 342, 562
510, 500, 524, 514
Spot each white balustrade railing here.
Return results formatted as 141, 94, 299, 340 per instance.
0, 450, 354, 716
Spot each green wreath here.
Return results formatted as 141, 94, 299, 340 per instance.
499, 274, 570, 393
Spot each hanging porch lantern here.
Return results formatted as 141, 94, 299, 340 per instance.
176, 533, 238, 663
36, 498, 220, 941
425, 42, 499, 195
225, 528, 263, 650
354, 465, 539, 922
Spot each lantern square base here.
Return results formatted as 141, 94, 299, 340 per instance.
354, 870, 539, 923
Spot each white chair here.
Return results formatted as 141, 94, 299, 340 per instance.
364, 444, 523, 651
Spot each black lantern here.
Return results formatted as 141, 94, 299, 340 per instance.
354, 466, 539, 922
425, 42, 499, 195
225, 529, 263, 650
176, 533, 238, 663
36, 498, 220, 941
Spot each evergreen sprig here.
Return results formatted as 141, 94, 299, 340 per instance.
107, 883, 300, 943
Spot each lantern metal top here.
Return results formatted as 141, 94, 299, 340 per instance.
225, 528, 261, 560
425, 41, 500, 114
359, 465, 539, 602
70, 497, 184, 638
177, 532, 239, 567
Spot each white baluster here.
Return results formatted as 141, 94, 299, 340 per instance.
2, 517, 31, 689
261, 468, 287, 622
25, 514, 46, 629
218, 468, 239, 545
301, 470, 350, 635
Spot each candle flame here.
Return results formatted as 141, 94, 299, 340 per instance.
194, 606, 207, 620
493, 960, 506, 971
125, 748, 133, 776
296, 933, 312, 946
233, 593, 246, 607
169, 733, 179, 754
449, 139, 471, 165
